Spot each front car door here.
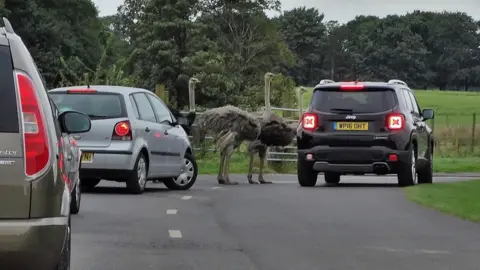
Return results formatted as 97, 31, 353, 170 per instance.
145, 93, 182, 176
131, 92, 169, 177
407, 91, 429, 160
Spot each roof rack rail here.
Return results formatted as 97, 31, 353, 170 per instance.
2, 18, 14, 34
319, 79, 335, 84
388, 79, 407, 86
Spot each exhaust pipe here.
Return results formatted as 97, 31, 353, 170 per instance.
373, 162, 390, 175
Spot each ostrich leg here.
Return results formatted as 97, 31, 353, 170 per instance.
257, 145, 272, 184
218, 131, 238, 185
217, 152, 226, 184
247, 140, 262, 184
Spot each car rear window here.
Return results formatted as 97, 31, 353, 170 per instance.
0, 45, 19, 132
311, 88, 397, 113
49, 92, 126, 119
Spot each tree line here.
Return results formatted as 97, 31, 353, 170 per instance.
1, 0, 479, 109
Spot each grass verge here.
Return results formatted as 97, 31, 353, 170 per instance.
404, 180, 480, 222
197, 152, 480, 175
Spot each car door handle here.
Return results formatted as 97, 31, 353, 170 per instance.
164, 130, 169, 135
145, 127, 150, 132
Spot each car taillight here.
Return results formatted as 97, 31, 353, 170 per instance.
302, 113, 318, 131
112, 121, 132, 140
16, 71, 50, 177
386, 113, 405, 130
339, 84, 365, 91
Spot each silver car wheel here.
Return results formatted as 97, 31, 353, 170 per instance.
174, 158, 195, 186
137, 157, 147, 187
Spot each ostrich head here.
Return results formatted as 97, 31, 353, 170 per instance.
264, 72, 278, 113
188, 77, 200, 112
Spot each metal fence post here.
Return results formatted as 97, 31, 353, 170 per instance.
471, 113, 476, 153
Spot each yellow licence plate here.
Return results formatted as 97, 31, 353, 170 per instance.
81, 152, 94, 163
334, 122, 369, 131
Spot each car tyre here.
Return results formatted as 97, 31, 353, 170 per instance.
80, 178, 101, 192
324, 172, 341, 185
163, 152, 198, 190
70, 179, 81, 215
397, 145, 416, 187
56, 217, 71, 270
297, 158, 317, 187
418, 148, 433, 184
126, 153, 148, 194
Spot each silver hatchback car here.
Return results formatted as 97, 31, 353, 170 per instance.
48, 86, 199, 194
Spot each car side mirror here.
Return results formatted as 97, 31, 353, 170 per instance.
58, 111, 92, 134
422, 109, 434, 120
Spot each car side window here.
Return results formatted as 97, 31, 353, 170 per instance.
401, 89, 414, 113
145, 93, 173, 124
407, 91, 421, 114
129, 95, 140, 119
132, 93, 157, 122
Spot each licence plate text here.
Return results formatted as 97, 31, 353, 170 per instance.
81, 152, 94, 163
334, 122, 369, 131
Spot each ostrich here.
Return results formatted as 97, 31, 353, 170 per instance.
193, 73, 300, 185
166, 77, 200, 136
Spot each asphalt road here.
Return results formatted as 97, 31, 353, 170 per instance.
72, 174, 480, 270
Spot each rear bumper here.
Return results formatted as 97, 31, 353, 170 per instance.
80, 168, 133, 181
298, 146, 409, 174
79, 149, 134, 170
0, 217, 68, 269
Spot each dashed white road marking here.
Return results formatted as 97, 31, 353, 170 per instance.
181, 195, 192, 200
416, 249, 451, 254
169, 230, 182, 238
212, 186, 222, 189
166, 209, 177, 215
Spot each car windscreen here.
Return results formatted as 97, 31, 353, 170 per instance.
49, 92, 126, 119
310, 88, 397, 113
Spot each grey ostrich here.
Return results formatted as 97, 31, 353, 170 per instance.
193, 73, 300, 185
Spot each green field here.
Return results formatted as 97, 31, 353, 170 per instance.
197, 89, 480, 174
404, 180, 480, 222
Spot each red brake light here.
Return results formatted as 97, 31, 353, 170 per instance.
386, 113, 405, 130
16, 72, 50, 177
112, 121, 132, 140
302, 113, 318, 131
339, 84, 365, 91
67, 89, 96, 93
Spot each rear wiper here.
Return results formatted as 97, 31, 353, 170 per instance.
330, 108, 353, 113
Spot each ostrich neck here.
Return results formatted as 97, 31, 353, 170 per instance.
188, 82, 195, 112
264, 78, 271, 113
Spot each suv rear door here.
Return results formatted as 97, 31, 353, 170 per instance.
308, 85, 398, 147
0, 40, 30, 218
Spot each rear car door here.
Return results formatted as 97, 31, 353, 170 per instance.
406, 90, 428, 159
145, 93, 182, 175
131, 93, 171, 176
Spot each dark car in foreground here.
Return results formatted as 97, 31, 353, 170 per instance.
297, 79, 435, 187
0, 18, 91, 269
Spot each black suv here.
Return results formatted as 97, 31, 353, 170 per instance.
296, 79, 435, 187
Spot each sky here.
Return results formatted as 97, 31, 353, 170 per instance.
93, 0, 480, 23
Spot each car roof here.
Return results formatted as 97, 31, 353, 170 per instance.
313, 81, 411, 91
48, 85, 151, 95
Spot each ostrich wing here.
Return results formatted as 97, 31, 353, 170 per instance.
195, 105, 260, 140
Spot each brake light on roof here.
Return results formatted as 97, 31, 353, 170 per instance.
339, 84, 365, 91
66, 89, 97, 93
386, 113, 405, 130
16, 71, 50, 177
302, 113, 318, 131
112, 121, 132, 140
